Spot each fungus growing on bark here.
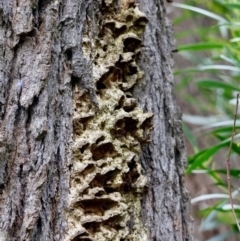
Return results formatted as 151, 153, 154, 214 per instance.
65, 1, 152, 240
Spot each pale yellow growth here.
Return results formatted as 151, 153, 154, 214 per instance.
65, 0, 152, 240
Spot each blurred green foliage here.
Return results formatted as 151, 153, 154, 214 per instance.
172, 0, 240, 240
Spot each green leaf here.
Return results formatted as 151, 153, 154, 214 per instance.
220, 54, 237, 65
174, 67, 201, 75
191, 194, 229, 204
201, 201, 226, 231
214, 133, 240, 155
195, 169, 240, 178
178, 42, 225, 51
213, 169, 240, 178
231, 38, 240, 43
172, 3, 227, 22
219, 204, 240, 212
221, 3, 240, 10
198, 65, 240, 72
182, 123, 198, 153
197, 79, 240, 92
186, 133, 240, 174
187, 145, 223, 174
212, 126, 234, 133
194, 120, 240, 133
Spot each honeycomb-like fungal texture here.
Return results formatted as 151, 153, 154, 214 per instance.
65, 1, 152, 240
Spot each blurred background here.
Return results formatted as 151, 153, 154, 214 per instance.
166, 1, 240, 240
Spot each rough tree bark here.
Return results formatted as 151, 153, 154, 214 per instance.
0, 0, 193, 240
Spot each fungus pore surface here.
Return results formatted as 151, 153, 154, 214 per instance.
65, 1, 153, 240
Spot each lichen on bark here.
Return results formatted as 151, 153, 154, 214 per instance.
65, 1, 153, 240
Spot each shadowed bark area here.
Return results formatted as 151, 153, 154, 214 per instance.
0, 0, 193, 240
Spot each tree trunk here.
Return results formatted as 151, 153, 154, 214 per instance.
0, 0, 193, 240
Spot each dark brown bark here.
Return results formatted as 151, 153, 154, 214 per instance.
0, 0, 192, 240
135, 1, 193, 240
